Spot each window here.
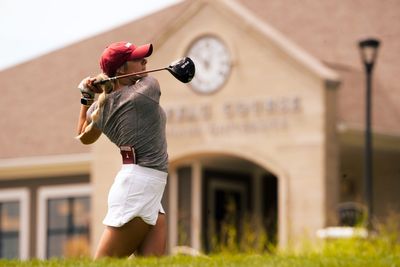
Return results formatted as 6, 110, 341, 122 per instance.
0, 189, 29, 259
37, 185, 91, 259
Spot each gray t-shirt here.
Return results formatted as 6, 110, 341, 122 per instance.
88, 76, 168, 172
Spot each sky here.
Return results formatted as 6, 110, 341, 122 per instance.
0, 0, 182, 71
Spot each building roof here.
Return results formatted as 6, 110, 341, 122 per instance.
237, 0, 400, 135
0, 0, 398, 159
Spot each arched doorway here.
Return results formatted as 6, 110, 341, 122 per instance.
167, 153, 278, 253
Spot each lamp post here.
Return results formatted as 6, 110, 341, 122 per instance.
358, 38, 380, 229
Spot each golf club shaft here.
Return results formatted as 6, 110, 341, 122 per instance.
94, 67, 167, 85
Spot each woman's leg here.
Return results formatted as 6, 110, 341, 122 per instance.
94, 217, 151, 259
136, 213, 167, 256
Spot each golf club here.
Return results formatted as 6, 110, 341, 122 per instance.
94, 57, 195, 85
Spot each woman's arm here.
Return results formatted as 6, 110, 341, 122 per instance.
77, 105, 90, 134
77, 126, 102, 145
76, 77, 103, 144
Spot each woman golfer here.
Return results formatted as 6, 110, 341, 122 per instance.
76, 41, 168, 258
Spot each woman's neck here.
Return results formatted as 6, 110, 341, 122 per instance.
115, 78, 139, 91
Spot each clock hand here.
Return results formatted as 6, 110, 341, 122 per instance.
204, 59, 210, 70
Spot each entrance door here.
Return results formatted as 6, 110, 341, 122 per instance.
203, 170, 250, 252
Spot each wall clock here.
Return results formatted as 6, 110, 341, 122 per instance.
186, 35, 232, 94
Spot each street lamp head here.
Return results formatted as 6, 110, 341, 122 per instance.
359, 38, 380, 49
358, 38, 381, 69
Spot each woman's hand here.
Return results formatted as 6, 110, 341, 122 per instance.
78, 76, 105, 106
78, 76, 103, 96
94, 73, 114, 94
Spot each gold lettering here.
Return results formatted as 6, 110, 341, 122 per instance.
165, 96, 302, 137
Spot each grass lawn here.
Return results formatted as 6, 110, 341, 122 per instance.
1, 238, 399, 267
0, 252, 399, 267
1, 227, 399, 267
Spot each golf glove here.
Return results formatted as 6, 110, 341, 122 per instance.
78, 77, 95, 106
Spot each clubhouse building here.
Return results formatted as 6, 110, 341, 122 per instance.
0, 0, 399, 259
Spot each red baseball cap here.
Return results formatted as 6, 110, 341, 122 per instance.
99, 41, 153, 77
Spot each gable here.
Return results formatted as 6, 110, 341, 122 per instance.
154, 0, 339, 83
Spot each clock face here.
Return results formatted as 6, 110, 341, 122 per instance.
186, 36, 231, 94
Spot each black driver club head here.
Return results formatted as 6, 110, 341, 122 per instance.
167, 57, 196, 83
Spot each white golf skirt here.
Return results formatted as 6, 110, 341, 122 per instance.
103, 164, 167, 227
